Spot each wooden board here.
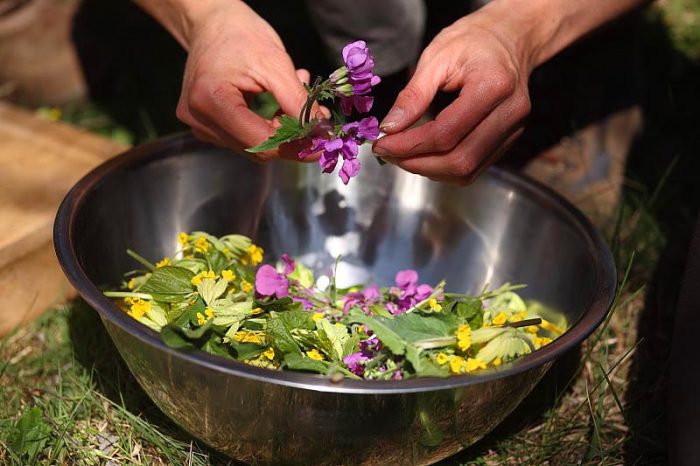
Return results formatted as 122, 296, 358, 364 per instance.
0, 101, 127, 335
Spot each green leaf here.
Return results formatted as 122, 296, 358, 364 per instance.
7, 407, 50, 460
474, 330, 535, 364
267, 317, 302, 355
278, 310, 316, 331
197, 278, 228, 306
257, 297, 300, 313
347, 311, 406, 355
406, 345, 449, 377
283, 352, 329, 374
288, 262, 315, 288
140, 266, 195, 302
228, 341, 268, 360
246, 115, 308, 153
316, 319, 351, 362
160, 320, 213, 350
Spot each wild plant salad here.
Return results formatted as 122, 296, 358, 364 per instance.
105, 232, 566, 380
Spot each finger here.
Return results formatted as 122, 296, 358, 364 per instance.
373, 76, 510, 158
264, 60, 310, 118
390, 96, 528, 180
296, 68, 311, 85
379, 62, 441, 133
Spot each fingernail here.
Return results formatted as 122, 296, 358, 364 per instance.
380, 107, 404, 130
373, 146, 388, 157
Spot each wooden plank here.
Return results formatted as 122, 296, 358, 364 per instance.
0, 101, 127, 334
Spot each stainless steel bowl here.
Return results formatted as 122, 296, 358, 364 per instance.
54, 134, 615, 465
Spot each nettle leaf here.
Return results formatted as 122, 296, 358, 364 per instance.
278, 310, 316, 331
140, 266, 195, 302
246, 115, 308, 153
160, 320, 214, 350
267, 317, 302, 355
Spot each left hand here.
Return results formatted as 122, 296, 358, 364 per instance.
371, 4, 535, 184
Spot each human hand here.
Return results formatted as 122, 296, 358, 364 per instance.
175, 1, 314, 161
371, 3, 536, 184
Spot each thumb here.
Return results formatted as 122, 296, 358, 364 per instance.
380, 68, 439, 134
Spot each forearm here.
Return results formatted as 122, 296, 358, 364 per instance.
476, 0, 651, 71
132, 0, 230, 49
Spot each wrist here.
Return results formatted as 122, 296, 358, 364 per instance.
134, 0, 236, 50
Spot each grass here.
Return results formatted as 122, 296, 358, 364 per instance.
1, 1, 698, 464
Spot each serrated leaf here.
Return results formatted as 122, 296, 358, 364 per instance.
246, 115, 308, 153
347, 311, 406, 355
267, 317, 302, 355
140, 266, 195, 302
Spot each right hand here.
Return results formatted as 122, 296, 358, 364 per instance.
176, 1, 312, 161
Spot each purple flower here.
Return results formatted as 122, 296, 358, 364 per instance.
292, 296, 314, 310
388, 269, 434, 314
339, 95, 374, 115
343, 351, 368, 376
342, 117, 380, 142
343, 284, 381, 314
359, 335, 381, 355
392, 371, 403, 381
255, 265, 289, 299
336, 40, 381, 115
281, 254, 295, 275
339, 157, 361, 185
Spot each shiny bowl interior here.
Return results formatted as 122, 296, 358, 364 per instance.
54, 134, 615, 464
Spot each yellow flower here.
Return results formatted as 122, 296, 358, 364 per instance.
449, 355, 465, 374
526, 325, 539, 334
312, 313, 324, 322
127, 278, 137, 290
465, 358, 487, 372
191, 274, 203, 286
241, 281, 253, 294
205, 307, 214, 318
178, 232, 190, 248
492, 312, 508, 326
263, 347, 275, 360
306, 349, 324, 361
435, 352, 449, 365
233, 330, 264, 344
457, 324, 471, 351
156, 258, 172, 268
244, 244, 264, 266
534, 336, 553, 348
251, 307, 263, 315
196, 312, 207, 325
194, 236, 209, 253
192, 270, 217, 286
511, 311, 527, 323
335, 322, 344, 329
203, 271, 217, 279
428, 298, 442, 311
540, 319, 565, 335
492, 357, 502, 367
221, 269, 235, 282
128, 299, 151, 319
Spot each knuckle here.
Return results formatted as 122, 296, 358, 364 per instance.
399, 85, 425, 106
485, 70, 516, 99
432, 124, 460, 152
446, 154, 474, 178
512, 93, 531, 120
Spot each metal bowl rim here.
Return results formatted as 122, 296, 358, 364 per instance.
53, 133, 617, 394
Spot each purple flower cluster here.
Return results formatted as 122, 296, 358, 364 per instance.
330, 40, 381, 115
343, 334, 381, 376
342, 284, 380, 314
299, 117, 379, 184
386, 269, 433, 315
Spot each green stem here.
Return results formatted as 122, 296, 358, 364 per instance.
103, 291, 154, 300
127, 249, 155, 271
